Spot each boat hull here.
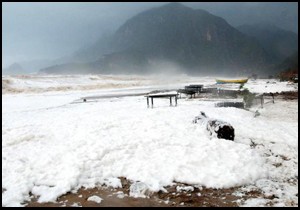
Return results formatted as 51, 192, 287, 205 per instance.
216, 79, 248, 84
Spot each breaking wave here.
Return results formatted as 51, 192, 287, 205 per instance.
2, 74, 198, 94
2, 75, 153, 94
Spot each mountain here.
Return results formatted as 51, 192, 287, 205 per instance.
276, 51, 298, 72
70, 35, 115, 63
2, 63, 24, 75
2, 58, 71, 75
237, 24, 298, 64
192, 2, 298, 34
20, 59, 59, 73
276, 51, 298, 81
41, 3, 272, 76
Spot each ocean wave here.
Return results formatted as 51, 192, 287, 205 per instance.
2, 75, 150, 94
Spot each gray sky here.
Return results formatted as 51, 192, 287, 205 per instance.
2, 2, 298, 68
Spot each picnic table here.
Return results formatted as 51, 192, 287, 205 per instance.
145, 92, 178, 108
177, 89, 196, 98
184, 84, 204, 94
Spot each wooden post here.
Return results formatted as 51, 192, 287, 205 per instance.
175, 96, 177, 106
170, 97, 172, 106
151, 97, 153, 108
271, 93, 275, 103
147, 97, 149, 108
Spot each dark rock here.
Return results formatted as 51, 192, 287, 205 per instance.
207, 120, 235, 140
193, 112, 234, 141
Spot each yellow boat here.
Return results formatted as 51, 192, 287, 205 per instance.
216, 78, 248, 84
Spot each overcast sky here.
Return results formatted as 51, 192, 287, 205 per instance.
2, 2, 298, 68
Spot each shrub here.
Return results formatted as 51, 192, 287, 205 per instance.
241, 89, 256, 108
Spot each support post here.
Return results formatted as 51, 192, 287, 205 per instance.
170, 97, 172, 106
151, 97, 153, 108
147, 97, 149, 108
271, 93, 275, 103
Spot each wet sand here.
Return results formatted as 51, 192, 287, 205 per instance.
25, 178, 266, 207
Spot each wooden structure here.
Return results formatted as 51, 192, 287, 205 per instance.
145, 93, 178, 108
254, 94, 264, 108
177, 84, 203, 98
201, 87, 219, 94
177, 89, 196, 98
218, 89, 240, 98
215, 101, 245, 109
184, 85, 204, 94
